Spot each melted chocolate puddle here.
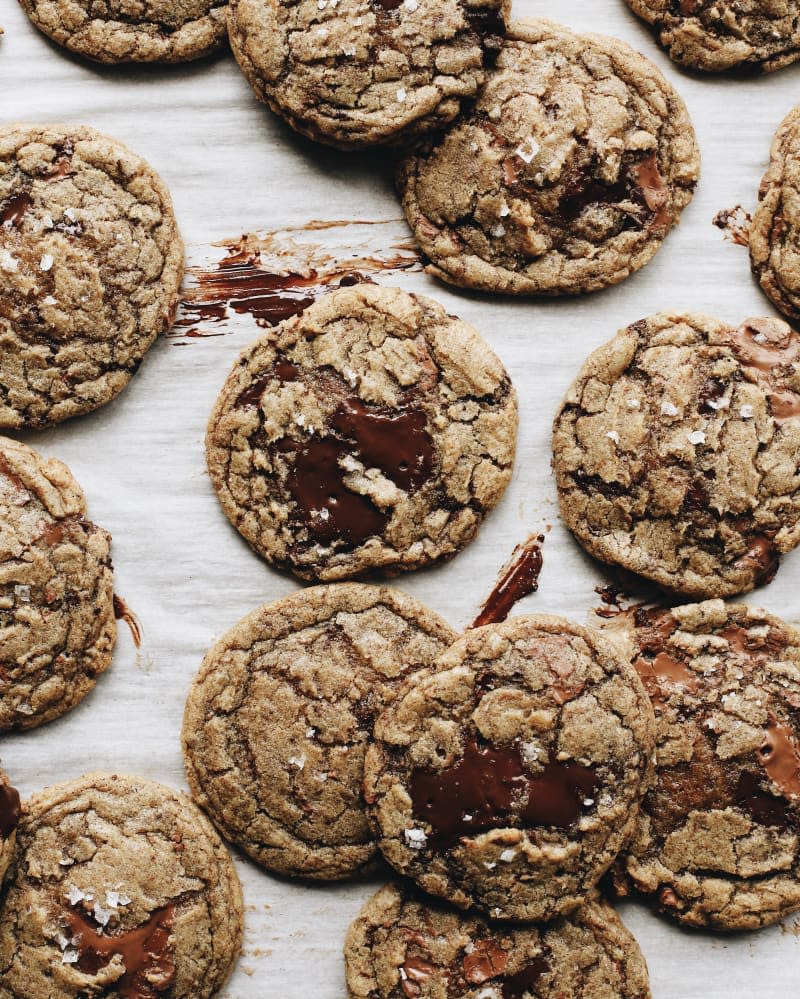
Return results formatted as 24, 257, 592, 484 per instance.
113, 595, 143, 649
409, 736, 598, 851
472, 535, 544, 628
65, 905, 175, 999
173, 221, 420, 345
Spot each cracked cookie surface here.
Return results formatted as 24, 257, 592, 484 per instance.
363, 615, 655, 922
182, 584, 457, 880
0, 773, 243, 999
626, 0, 800, 73
751, 104, 800, 321
0, 123, 183, 428
0, 435, 115, 732
345, 883, 652, 999
553, 313, 800, 599
397, 18, 699, 296
605, 599, 800, 930
18, 0, 227, 63
205, 284, 517, 582
228, 0, 508, 149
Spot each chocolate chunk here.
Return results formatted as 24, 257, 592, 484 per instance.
0, 784, 20, 840
0, 191, 33, 229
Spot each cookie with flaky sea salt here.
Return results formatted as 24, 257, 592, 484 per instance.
0, 773, 243, 998
0, 123, 183, 428
0, 435, 115, 732
205, 283, 517, 582
604, 599, 800, 930
363, 615, 656, 922
751, 105, 800, 321
228, 0, 508, 149
182, 583, 457, 880
345, 883, 652, 999
18, 0, 227, 63
553, 313, 800, 600
626, 0, 800, 74
397, 18, 699, 296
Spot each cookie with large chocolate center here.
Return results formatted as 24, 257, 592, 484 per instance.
397, 18, 699, 296
183, 584, 456, 880
345, 883, 652, 999
363, 615, 656, 922
553, 313, 800, 599
626, 0, 800, 74
0, 773, 243, 999
606, 600, 800, 930
18, 0, 227, 63
0, 436, 115, 732
205, 283, 517, 581
228, 0, 508, 148
751, 104, 800, 321
0, 123, 183, 428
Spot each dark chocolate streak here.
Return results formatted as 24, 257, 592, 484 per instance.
472, 535, 544, 628
0, 784, 20, 840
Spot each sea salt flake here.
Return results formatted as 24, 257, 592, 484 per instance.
62, 948, 79, 965
43, 295, 57, 305
515, 137, 540, 163
687, 430, 706, 445
15, 703, 33, 715
499, 849, 517, 862
14, 585, 31, 602
499, 203, 510, 217
740, 404, 754, 419
396, 88, 407, 102
404, 828, 427, 849
93, 903, 113, 927
708, 397, 730, 411
306, 727, 316, 738
288, 755, 306, 770
490, 224, 506, 237
67, 885, 84, 905
63, 207, 77, 222
318, 508, 330, 521
403, 0, 418, 10
660, 401, 679, 417
753, 333, 767, 344
488, 106, 501, 121
39, 252, 54, 272
606, 430, 620, 444
0, 249, 18, 272
483, 861, 496, 869
465, 942, 475, 954
583, 798, 594, 807
626, 398, 640, 410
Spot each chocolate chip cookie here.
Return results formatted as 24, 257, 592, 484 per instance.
626, 0, 800, 74
345, 883, 652, 999
0, 773, 243, 998
182, 584, 457, 880
206, 284, 517, 581
0, 435, 115, 732
0, 771, 20, 887
605, 599, 800, 930
228, 0, 508, 149
363, 615, 656, 922
0, 123, 183, 428
553, 313, 800, 599
19, 0, 227, 63
397, 18, 699, 296
751, 105, 800, 321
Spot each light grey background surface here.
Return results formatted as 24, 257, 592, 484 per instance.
2, 0, 800, 995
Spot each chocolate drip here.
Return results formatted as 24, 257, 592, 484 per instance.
65, 905, 175, 999
0, 191, 33, 229
0, 784, 20, 839
409, 737, 598, 851
472, 535, 544, 628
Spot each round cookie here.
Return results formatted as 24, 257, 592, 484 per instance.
363, 615, 656, 922
0, 435, 115, 732
205, 283, 517, 582
228, 0, 508, 149
626, 0, 800, 74
0, 123, 183, 428
0, 773, 243, 998
182, 584, 457, 880
605, 600, 800, 930
397, 18, 699, 296
18, 0, 227, 63
345, 883, 652, 999
751, 105, 800, 321
0, 771, 21, 887
553, 313, 800, 600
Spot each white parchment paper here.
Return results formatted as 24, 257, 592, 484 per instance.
3, 0, 800, 994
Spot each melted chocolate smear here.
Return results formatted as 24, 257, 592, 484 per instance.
726, 321, 800, 428
329, 398, 433, 492
279, 437, 389, 547
113, 594, 143, 649
501, 959, 550, 999
558, 152, 670, 232
0, 784, 20, 839
0, 191, 33, 229
65, 905, 175, 999
235, 360, 300, 409
409, 737, 599, 852
713, 205, 752, 247
472, 535, 544, 628
733, 534, 779, 586
735, 772, 790, 829
758, 713, 800, 800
